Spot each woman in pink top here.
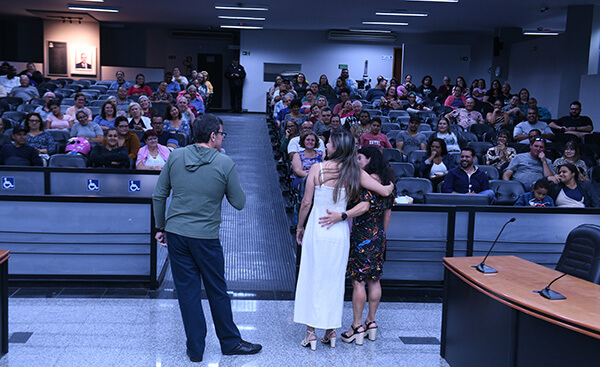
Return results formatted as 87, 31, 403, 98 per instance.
136, 130, 170, 170
444, 86, 467, 110
359, 118, 392, 149
45, 101, 74, 130
65, 93, 92, 121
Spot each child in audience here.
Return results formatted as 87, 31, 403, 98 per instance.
360, 117, 392, 149
514, 178, 554, 207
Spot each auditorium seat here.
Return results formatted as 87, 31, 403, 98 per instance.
381, 123, 400, 133
555, 224, 600, 284
389, 162, 415, 179
476, 165, 500, 180
489, 180, 525, 205
408, 150, 427, 176
383, 148, 404, 163
48, 154, 88, 168
468, 124, 494, 141
395, 177, 432, 204
424, 192, 490, 206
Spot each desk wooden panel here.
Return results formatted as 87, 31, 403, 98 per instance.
441, 255, 600, 367
443, 255, 600, 338
0, 250, 8, 355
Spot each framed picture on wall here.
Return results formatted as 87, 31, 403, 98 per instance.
46, 41, 68, 77
71, 46, 96, 76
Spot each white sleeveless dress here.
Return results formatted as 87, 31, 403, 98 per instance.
294, 164, 350, 329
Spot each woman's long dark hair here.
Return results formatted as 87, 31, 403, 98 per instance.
325, 130, 361, 203
358, 146, 394, 187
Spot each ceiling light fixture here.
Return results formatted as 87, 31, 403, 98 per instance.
523, 31, 559, 36
218, 16, 266, 21
215, 5, 268, 11
375, 11, 428, 17
67, 4, 119, 12
406, 0, 458, 3
220, 25, 264, 30
349, 28, 392, 33
76, 0, 104, 2
362, 21, 408, 26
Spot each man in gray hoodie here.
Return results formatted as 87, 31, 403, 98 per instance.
153, 114, 261, 362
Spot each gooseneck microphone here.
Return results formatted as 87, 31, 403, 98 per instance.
472, 217, 516, 273
534, 256, 600, 300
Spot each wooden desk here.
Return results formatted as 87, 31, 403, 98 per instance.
0, 250, 9, 355
441, 256, 600, 367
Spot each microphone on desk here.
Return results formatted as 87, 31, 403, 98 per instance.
534, 256, 600, 300
472, 217, 516, 274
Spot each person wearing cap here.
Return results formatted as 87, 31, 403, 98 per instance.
0, 125, 43, 166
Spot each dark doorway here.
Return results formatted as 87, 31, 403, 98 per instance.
393, 47, 403, 82
198, 54, 223, 110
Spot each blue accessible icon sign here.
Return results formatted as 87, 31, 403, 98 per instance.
128, 180, 141, 192
86, 178, 100, 192
1, 177, 15, 190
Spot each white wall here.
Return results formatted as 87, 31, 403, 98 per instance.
43, 20, 100, 80
507, 36, 565, 120
240, 30, 493, 112
403, 44, 471, 85
579, 74, 600, 131
240, 30, 395, 112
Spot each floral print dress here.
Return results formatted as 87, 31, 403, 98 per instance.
346, 189, 394, 282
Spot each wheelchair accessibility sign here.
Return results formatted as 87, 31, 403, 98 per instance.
128, 180, 141, 192
86, 178, 100, 192
1, 177, 15, 190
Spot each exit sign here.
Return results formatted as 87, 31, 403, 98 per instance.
242, 51, 251, 56
338, 64, 348, 69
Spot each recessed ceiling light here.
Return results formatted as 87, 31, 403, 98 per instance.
218, 16, 266, 21
406, 0, 458, 2
215, 5, 268, 11
68, 4, 118, 12
349, 28, 392, 33
363, 21, 408, 26
523, 31, 559, 36
376, 11, 428, 17
220, 25, 264, 30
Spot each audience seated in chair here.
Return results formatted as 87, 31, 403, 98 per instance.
441, 147, 494, 201
0, 125, 43, 166
45, 100, 75, 130
549, 101, 593, 141
136, 130, 170, 171
396, 118, 427, 159
513, 108, 554, 144
503, 137, 554, 191
70, 109, 104, 144
444, 97, 483, 131
104, 116, 140, 160
65, 93, 92, 122
89, 127, 130, 169
514, 178, 554, 207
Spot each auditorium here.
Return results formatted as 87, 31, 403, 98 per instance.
0, 1, 600, 365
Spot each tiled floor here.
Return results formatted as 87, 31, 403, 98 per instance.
4, 297, 449, 366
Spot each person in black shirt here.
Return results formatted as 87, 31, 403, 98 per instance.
0, 125, 43, 166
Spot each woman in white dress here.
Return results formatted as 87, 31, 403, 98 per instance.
294, 130, 394, 350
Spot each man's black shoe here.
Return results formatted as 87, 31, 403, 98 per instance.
187, 349, 203, 362
223, 340, 262, 355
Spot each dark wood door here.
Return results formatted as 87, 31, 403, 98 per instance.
197, 54, 223, 109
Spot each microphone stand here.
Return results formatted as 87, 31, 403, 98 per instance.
534, 256, 600, 300
472, 217, 516, 274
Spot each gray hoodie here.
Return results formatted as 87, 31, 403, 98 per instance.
153, 144, 245, 239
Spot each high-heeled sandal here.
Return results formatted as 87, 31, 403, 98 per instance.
300, 329, 317, 351
341, 324, 365, 345
365, 321, 378, 341
321, 329, 337, 348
